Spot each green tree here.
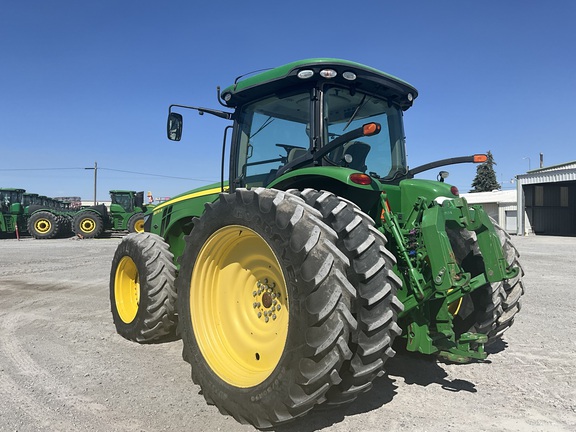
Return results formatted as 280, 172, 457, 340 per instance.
470, 151, 500, 192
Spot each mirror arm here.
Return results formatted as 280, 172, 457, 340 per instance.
169, 104, 233, 120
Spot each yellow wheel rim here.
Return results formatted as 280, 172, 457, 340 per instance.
134, 219, 145, 233
191, 225, 289, 388
80, 218, 96, 233
114, 256, 140, 324
34, 219, 51, 233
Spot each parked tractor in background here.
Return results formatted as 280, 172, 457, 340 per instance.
109, 59, 525, 428
25, 194, 74, 239
0, 188, 26, 238
73, 190, 152, 238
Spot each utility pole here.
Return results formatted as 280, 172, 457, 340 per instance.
84, 161, 98, 205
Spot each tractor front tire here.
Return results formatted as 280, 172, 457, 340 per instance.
73, 211, 104, 238
27, 211, 60, 239
176, 188, 356, 428
449, 220, 525, 344
127, 212, 145, 233
110, 232, 178, 343
291, 189, 403, 407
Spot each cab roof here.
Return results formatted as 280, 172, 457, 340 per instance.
220, 58, 418, 110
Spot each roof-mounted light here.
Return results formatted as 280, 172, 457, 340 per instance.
222, 92, 232, 102
297, 69, 314, 79
407, 93, 413, 102
320, 69, 337, 79
342, 71, 356, 81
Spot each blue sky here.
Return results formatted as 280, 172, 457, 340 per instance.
1, 1, 574, 201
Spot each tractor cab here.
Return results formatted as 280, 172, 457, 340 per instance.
23, 193, 40, 207
169, 59, 417, 199
0, 188, 25, 214
224, 67, 413, 192
110, 190, 143, 213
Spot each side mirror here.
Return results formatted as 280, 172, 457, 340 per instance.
167, 112, 183, 141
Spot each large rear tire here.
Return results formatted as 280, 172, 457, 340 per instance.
176, 188, 356, 428
27, 211, 60, 239
110, 232, 178, 343
449, 219, 525, 344
290, 189, 403, 406
73, 211, 104, 238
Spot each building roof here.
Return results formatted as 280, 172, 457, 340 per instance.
517, 161, 576, 184
462, 190, 516, 204
524, 161, 576, 174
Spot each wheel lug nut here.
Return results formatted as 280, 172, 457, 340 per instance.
257, 312, 262, 318
277, 305, 281, 311
272, 314, 276, 320
253, 291, 257, 297
265, 316, 269, 323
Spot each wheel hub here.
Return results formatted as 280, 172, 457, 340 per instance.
81, 219, 96, 232
252, 279, 282, 323
35, 219, 51, 233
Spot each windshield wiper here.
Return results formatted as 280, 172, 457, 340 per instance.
342, 94, 367, 132
250, 116, 275, 139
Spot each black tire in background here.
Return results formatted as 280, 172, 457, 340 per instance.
290, 188, 403, 407
127, 212, 145, 233
448, 219, 525, 345
110, 232, 178, 343
73, 211, 104, 238
27, 211, 60, 239
57, 215, 72, 237
176, 188, 356, 428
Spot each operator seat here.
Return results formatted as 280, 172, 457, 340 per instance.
342, 141, 370, 172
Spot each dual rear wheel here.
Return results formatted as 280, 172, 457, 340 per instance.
109, 188, 401, 428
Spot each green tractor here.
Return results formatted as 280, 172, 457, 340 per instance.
0, 188, 26, 238
73, 190, 151, 238
25, 193, 75, 239
109, 59, 525, 428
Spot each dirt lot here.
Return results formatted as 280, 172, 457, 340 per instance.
1, 235, 575, 432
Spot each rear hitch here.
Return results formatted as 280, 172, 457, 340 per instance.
438, 332, 488, 363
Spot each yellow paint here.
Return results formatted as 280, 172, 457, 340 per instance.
153, 187, 225, 215
189, 225, 288, 388
114, 256, 141, 323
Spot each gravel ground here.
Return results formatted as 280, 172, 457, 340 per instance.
0, 234, 575, 432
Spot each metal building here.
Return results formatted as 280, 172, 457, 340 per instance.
462, 190, 517, 234
516, 161, 576, 236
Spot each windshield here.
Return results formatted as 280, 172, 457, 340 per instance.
111, 193, 134, 212
323, 86, 407, 179
0, 191, 22, 212
233, 85, 407, 187
235, 90, 311, 188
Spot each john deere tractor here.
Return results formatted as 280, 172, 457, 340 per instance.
0, 188, 26, 237
73, 190, 150, 238
109, 59, 524, 428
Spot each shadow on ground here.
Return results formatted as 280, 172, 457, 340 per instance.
273, 350, 478, 432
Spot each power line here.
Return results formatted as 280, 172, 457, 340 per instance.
0, 167, 85, 171
0, 166, 216, 182
100, 168, 215, 182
